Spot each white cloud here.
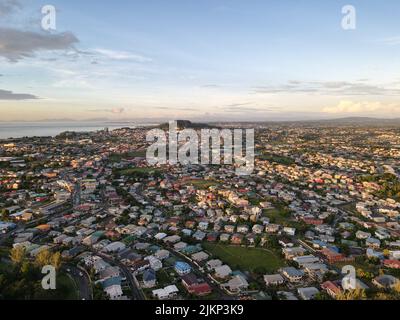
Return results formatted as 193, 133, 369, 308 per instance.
254, 80, 400, 96
93, 48, 152, 62
88, 107, 125, 114
323, 100, 400, 114
111, 107, 125, 114
378, 36, 400, 46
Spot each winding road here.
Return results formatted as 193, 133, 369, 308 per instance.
63, 264, 93, 300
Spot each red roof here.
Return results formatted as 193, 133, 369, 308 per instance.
191, 283, 212, 295
321, 281, 342, 295
384, 260, 400, 269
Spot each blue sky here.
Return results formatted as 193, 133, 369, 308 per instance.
1, 0, 400, 121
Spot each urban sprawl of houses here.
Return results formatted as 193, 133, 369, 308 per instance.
1, 123, 400, 300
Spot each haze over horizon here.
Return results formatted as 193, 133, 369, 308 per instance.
1, 0, 400, 121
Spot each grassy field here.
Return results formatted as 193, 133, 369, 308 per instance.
259, 154, 295, 165
264, 208, 291, 224
118, 167, 161, 176
109, 151, 147, 162
184, 179, 220, 189
57, 274, 80, 300
203, 243, 285, 273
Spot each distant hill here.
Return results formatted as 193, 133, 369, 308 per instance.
158, 120, 216, 130
227, 117, 400, 127
311, 117, 400, 126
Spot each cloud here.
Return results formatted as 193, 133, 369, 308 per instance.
93, 48, 152, 62
200, 84, 221, 88
378, 36, 400, 46
111, 107, 125, 114
254, 80, 400, 96
0, 0, 21, 17
88, 107, 125, 114
152, 106, 198, 112
225, 102, 252, 107
322, 100, 400, 114
0, 28, 79, 62
0, 88, 38, 100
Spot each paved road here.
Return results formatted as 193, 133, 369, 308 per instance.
64, 264, 93, 300
171, 246, 234, 299
96, 252, 145, 300
130, 192, 236, 299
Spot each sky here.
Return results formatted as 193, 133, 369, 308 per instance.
1, 0, 400, 121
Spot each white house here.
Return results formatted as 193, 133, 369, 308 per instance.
104, 284, 123, 300
214, 265, 232, 279
297, 287, 319, 300
264, 274, 285, 286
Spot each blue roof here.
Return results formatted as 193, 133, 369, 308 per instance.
174, 261, 191, 271
143, 269, 156, 282
101, 276, 122, 288
0, 221, 16, 228
312, 240, 327, 247
328, 246, 340, 253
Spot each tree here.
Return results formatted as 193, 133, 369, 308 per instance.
383, 249, 391, 258
323, 271, 338, 282
314, 292, 331, 300
35, 249, 52, 268
337, 289, 367, 300
340, 244, 350, 256
393, 281, 400, 294
10, 246, 26, 265
374, 292, 394, 300
20, 261, 31, 275
50, 252, 62, 270
356, 268, 365, 278
0, 208, 8, 220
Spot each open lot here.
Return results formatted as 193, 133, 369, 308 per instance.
203, 243, 285, 273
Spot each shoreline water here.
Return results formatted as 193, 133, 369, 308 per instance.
0, 121, 157, 140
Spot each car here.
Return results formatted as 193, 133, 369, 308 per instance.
66, 268, 71, 272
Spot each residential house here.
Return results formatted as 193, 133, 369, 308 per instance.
366, 237, 381, 249
373, 275, 399, 289
222, 275, 249, 293
297, 287, 319, 300
152, 285, 179, 300
206, 259, 223, 271
321, 281, 342, 299
214, 265, 232, 279
181, 273, 212, 296
280, 267, 304, 283
174, 261, 191, 276
191, 251, 209, 263
231, 234, 244, 245
155, 249, 170, 260
104, 284, 123, 300
383, 260, 400, 269
142, 269, 157, 288
264, 274, 285, 286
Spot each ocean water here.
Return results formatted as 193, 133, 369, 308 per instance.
0, 121, 152, 139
